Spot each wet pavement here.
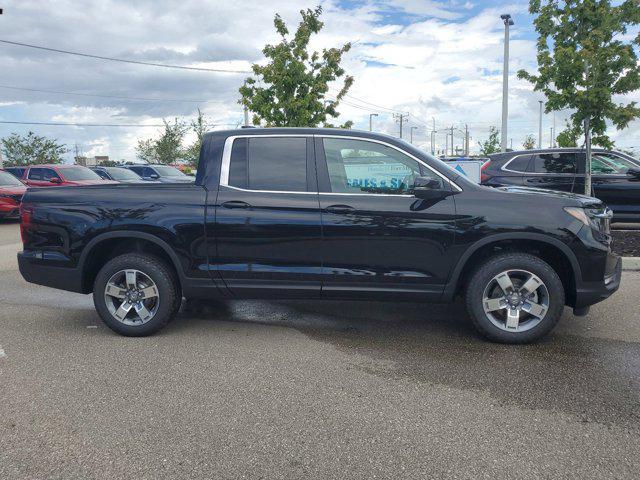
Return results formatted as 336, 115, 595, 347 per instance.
1, 221, 639, 479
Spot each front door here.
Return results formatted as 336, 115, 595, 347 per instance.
24, 167, 61, 187
213, 135, 322, 298
315, 136, 457, 301
591, 152, 640, 220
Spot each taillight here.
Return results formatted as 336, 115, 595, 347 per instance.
480, 160, 492, 183
19, 204, 33, 245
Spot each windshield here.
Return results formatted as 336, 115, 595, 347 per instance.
152, 166, 187, 177
105, 167, 141, 181
592, 153, 639, 174
0, 171, 23, 187
61, 167, 102, 181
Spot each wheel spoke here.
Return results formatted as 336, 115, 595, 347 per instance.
522, 301, 547, 319
506, 307, 520, 330
105, 282, 126, 299
495, 272, 515, 294
484, 297, 507, 312
114, 301, 133, 321
520, 275, 542, 296
125, 270, 137, 289
139, 285, 158, 299
134, 303, 152, 322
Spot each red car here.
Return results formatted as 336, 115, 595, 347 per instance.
0, 170, 27, 219
19, 164, 117, 187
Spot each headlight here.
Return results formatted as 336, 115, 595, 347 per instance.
564, 207, 590, 226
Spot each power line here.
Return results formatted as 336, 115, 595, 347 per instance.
0, 39, 252, 74
0, 84, 216, 103
0, 120, 237, 127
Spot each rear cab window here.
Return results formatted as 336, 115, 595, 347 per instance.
227, 137, 309, 192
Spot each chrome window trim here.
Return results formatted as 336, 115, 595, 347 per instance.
501, 153, 535, 174
220, 134, 462, 195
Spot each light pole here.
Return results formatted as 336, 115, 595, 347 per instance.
410, 126, 418, 144
500, 13, 514, 153
369, 113, 378, 132
431, 117, 436, 154
538, 100, 543, 148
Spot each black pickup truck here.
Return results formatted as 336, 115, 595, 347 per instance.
18, 128, 621, 343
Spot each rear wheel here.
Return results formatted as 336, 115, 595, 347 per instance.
465, 253, 565, 343
93, 253, 179, 336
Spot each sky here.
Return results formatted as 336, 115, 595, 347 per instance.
0, 0, 639, 161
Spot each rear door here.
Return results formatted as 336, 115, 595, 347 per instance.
315, 135, 457, 300
591, 152, 640, 219
524, 151, 584, 193
213, 135, 322, 298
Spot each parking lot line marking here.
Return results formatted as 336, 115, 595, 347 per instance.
0, 346, 6, 358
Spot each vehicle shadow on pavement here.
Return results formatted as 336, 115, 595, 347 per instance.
174, 298, 640, 432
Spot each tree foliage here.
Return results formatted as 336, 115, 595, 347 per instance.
478, 127, 501, 155
1, 131, 67, 166
522, 134, 536, 150
518, 0, 640, 149
239, 6, 354, 128
556, 119, 583, 147
184, 109, 210, 168
136, 118, 187, 164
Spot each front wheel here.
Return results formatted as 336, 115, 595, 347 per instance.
465, 253, 565, 344
93, 253, 179, 336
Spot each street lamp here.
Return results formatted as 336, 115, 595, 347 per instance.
410, 126, 418, 144
500, 13, 514, 153
369, 113, 378, 132
538, 100, 543, 148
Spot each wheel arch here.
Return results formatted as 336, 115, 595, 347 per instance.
78, 231, 184, 294
444, 233, 582, 306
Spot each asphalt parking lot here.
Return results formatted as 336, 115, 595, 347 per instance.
0, 221, 639, 479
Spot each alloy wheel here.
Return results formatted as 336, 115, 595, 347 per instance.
104, 269, 160, 326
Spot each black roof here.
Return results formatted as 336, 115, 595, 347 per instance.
204, 127, 401, 143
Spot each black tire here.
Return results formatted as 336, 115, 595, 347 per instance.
93, 253, 179, 336
465, 253, 565, 344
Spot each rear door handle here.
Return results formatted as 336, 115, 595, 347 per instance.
222, 200, 251, 209
324, 204, 355, 214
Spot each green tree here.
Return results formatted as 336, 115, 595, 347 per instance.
239, 6, 354, 128
1, 131, 67, 165
136, 118, 187, 164
522, 134, 536, 150
556, 119, 583, 147
184, 109, 209, 168
478, 127, 501, 155
518, 0, 640, 149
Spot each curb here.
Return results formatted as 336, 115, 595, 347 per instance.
622, 257, 640, 271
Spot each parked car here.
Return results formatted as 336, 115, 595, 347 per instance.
0, 170, 26, 219
482, 148, 640, 222
17, 164, 117, 187
4, 166, 27, 180
18, 129, 620, 343
90, 166, 150, 183
124, 164, 193, 183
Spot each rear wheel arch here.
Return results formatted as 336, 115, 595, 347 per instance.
447, 233, 581, 306
79, 231, 183, 294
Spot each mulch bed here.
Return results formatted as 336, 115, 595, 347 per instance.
613, 229, 640, 257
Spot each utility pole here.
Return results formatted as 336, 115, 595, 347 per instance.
410, 126, 418, 144
552, 112, 556, 147
500, 13, 514, 152
465, 124, 469, 156
445, 132, 449, 156
431, 117, 436, 154
369, 113, 378, 132
510, 138, 513, 150
549, 127, 553, 148
538, 100, 543, 149
393, 113, 408, 139
450, 126, 454, 156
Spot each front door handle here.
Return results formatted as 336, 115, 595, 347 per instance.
222, 200, 251, 209
324, 204, 355, 214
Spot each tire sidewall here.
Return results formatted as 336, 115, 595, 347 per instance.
93, 254, 177, 336
466, 253, 565, 343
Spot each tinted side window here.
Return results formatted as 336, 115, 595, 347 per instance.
128, 166, 143, 175
504, 155, 531, 172
28, 168, 44, 180
42, 169, 60, 181
322, 138, 426, 194
530, 152, 576, 174
142, 167, 156, 177
228, 137, 307, 192
95, 170, 110, 180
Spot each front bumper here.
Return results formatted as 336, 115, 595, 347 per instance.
574, 256, 622, 309
18, 251, 84, 293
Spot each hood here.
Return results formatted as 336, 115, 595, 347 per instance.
158, 177, 194, 183
495, 185, 604, 208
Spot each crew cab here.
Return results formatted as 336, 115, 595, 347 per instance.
18, 129, 621, 343
482, 148, 640, 222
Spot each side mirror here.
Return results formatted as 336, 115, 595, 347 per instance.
412, 176, 451, 199
627, 168, 640, 179
149, 173, 160, 180
49, 177, 62, 184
